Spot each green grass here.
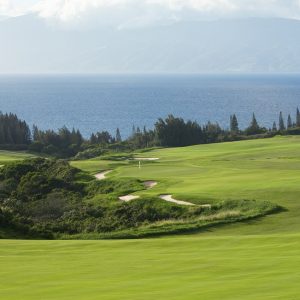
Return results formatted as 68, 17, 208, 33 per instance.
1, 233, 300, 300
2, 136, 300, 298
100, 136, 300, 235
0, 150, 34, 166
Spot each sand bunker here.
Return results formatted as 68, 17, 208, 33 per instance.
198, 204, 212, 208
119, 195, 140, 202
94, 170, 112, 180
134, 157, 159, 161
159, 195, 195, 206
144, 181, 158, 189
159, 195, 211, 208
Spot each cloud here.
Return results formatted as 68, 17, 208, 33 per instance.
1, 0, 300, 29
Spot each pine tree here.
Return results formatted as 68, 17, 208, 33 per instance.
296, 108, 300, 127
251, 113, 259, 129
115, 128, 122, 142
287, 114, 292, 129
132, 125, 136, 136
90, 133, 97, 144
230, 114, 239, 133
279, 112, 285, 131
272, 121, 277, 132
245, 113, 261, 135
32, 125, 40, 141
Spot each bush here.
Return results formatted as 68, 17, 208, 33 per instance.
74, 147, 105, 160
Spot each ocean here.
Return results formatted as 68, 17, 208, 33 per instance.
0, 74, 300, 138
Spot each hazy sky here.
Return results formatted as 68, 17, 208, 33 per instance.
1, 0, 300, 29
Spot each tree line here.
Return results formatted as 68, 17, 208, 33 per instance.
1, 109, 300, 157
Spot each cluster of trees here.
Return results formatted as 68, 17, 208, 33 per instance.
126, 126, 156, 148
30, 126, 83, 157
1, 108, 300, 156
231, 109, 300, 134
133, 109, 300, 148
0, 112, 31, 147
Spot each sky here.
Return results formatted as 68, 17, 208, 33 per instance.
1, 0, 300, 29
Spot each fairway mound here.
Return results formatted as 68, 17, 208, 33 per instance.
94, 170, 112, 180
144, 181, 158, 189
159, 194, 197, 206
119, 195, 140, 202
134, 157, 159, 161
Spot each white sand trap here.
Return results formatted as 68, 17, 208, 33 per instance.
134, 157, 159, 161
94, 170, 112, 180
144, 181, 158, 189
198, 204, 212, 208
159, 195, 195, 206
160, 195, 212, 208
119, 195, 140, 202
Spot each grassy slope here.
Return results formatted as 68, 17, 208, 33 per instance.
2, 136, 300, 299
73, 136, 300, 235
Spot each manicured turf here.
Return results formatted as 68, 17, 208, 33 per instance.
73, 135, 300, 235
1, 233, 300, 300
2, 136, 300, 299
0, 150, 34, 165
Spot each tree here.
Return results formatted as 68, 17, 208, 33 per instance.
155, 115, 204, 147
245, 113, 261, 135
296, 108, 300, 127
0, 112, 31, 145
230, 114, 239, 133
279, 112, 285, 131
90, 133, 97, 144
32, 125, 40, 141
115, 128, 122, 142
132, 125, 136, 136
272, 121, 277, 132
287, 114, 293, 129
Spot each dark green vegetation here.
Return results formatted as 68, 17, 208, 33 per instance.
0, 112, 31, 148
0, 157, 278, 239
2, 109, 300, 159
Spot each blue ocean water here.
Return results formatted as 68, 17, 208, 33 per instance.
0, 74, 300, 138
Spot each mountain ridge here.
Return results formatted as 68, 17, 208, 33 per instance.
1, 15, 300, 73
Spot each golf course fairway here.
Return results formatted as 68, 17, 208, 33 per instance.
2, 136, 300, 299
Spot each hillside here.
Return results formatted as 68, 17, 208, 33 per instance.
1, 136, 300, 299
1, 16, 300, 73
73, 135, 300, 235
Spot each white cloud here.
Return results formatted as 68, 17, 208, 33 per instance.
150, 0, 237, 12
1, 0, 300, 28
